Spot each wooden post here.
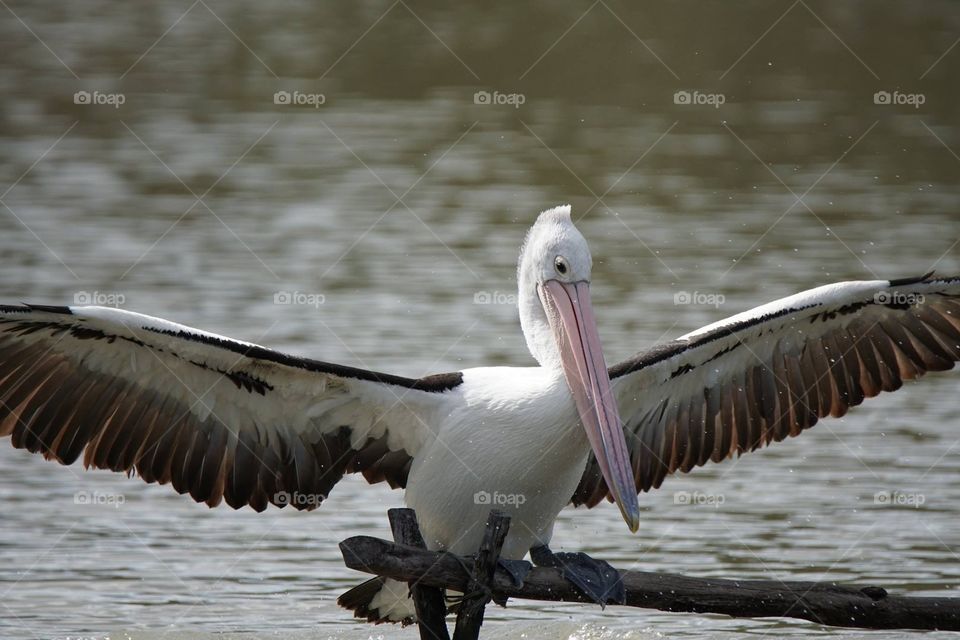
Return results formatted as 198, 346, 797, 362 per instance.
387, 508, 451, 640
451, 510, 511, 640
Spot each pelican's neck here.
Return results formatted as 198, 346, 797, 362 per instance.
518, 263, 562, 371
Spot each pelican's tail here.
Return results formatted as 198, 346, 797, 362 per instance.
338, 577, 418, 625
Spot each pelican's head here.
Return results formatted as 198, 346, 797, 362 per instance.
517, 205, 640, 533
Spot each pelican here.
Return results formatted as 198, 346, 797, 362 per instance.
2, 205, 960, 623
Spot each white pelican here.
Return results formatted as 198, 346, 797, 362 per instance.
1, 205, 959, 623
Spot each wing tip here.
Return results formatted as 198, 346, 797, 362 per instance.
0, 303, 74, 316
889, 271, 936, 287
25, 303, 74, 315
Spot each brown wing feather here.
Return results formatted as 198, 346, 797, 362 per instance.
0, 307, 455, 511
573, 276, 960, 508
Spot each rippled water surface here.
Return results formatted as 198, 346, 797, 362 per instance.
1, 2, 960, 639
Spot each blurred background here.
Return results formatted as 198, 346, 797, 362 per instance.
1, 1, 959, 638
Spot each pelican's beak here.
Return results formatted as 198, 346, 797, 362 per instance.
540, 280, 640, 533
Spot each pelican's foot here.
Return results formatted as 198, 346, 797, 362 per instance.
497, 558, 532, 588
530, 545, 625, 607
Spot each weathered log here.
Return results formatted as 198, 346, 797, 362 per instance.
339, 534, 960, 632
453, 510, 510, 640
387, 508, 450, 640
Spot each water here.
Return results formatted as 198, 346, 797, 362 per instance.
1, 1, 959, 638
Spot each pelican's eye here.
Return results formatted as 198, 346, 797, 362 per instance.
554, 256, 569, 276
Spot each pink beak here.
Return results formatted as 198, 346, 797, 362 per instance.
540, 280, 640, 532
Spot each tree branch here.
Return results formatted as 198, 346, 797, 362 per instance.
340, 535, 960, 632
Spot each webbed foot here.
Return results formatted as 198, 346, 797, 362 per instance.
530, 545, 625, 606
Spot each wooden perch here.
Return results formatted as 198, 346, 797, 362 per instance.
387, 508, 450, 640
453, 510, 510, 638
340, 530, 960, 633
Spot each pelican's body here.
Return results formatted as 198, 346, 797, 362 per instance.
407, 366, 585, 559
2, 205, 960, 624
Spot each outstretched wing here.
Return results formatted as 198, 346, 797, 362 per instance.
572, 274, 960, 507
0, 304, 462, 511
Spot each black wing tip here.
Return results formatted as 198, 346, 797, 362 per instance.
0, 303, 73, 315
25, 303, 74, 315
889, 272, 960, 290
889, 272, 937, 287
888, 271, 960, 287
411, 370, 464, 392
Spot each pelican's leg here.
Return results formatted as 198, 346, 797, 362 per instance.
530, 545, 625, 606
